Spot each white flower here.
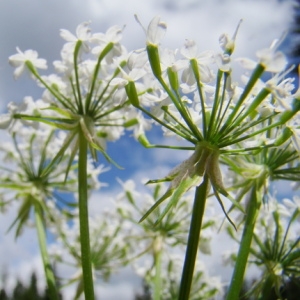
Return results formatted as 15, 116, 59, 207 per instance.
256, 47, 287, 73
0, 97, 46, 131
287, 117, 300, 154
60, 21, 92, 53
110, 67, 146, 88
92, 25, 124, 45
135, 15, 167, 46
219, 19, 242, 54
126, 110, 152, 139
282, 196, 300, 213
0, 114, 12, 129
180, 40, 214, 84
214, 53, 231, 72
237, 35, 287, 73
8, 47, 47, 79
92, 25, 126, 62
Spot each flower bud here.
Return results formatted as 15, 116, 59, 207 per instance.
125, 81, 140, 107
138, 134, 151, 147
147, 44, 162, 78
274, 127, 293, 146
167, 67, 179, 91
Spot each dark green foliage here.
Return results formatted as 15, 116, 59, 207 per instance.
134, 281, 152, 300
262, 277, 300, 300
289, 0, 300, 71
0, 272, 62, 300
224, 277, 300, 300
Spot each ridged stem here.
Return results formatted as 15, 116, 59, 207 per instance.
178, 175, 209, 299
78, 129, 95, 300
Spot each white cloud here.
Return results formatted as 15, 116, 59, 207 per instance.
82, 0, 294, 56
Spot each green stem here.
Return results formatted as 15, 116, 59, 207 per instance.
153, 238, 162, 300
178, 175, 209, 300
225, 185, 261, 300
259, 275, 275, 300
78, 130, 95, 300
34, 204, 59, 300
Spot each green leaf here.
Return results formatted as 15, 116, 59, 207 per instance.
41, 130, 77, 178
140, 175, 201, 224
154, 175, 201, 226
7, 197, 32, 238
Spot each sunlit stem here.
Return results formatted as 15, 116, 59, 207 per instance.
147, 46, 203, 140
78, 129, 95, 300
85, 42, 114, 111
212, 72, 232, 140
220, 107, 298, 148
137, 105, 198, 144
219, 64, 265, 136
157, 76, 203, 141
178, 175, 209, 300
91, 62, 126, 114
161, 106, 197, 139
34, 204, 59, 300
146, 44, 202, 140
138, 135, 194, 150
190, 59, 207, 137
74, 41, 84, 113
207, 70, 224, 140
25, 61, 76, 112
231, 88, 270, 127
225, 184, 261, 300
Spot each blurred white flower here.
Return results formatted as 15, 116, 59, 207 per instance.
135, 15, 167, 46
60, 21, 92, 53
8, 47, 47, 79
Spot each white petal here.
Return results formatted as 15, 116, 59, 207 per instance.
60, 29, 77, 42
236, 57, 257, 70
181, 39, 197, 59
76, 21, 91, 40
13, 65, 25, 79
264, 51, 287, 73
147, 16, 167, 45
110, 77, 127, 87
0, 114, 12, 129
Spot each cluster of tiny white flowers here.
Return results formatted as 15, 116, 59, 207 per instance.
4, 22, 154, 150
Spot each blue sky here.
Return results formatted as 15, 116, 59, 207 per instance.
0, 0, 297, 299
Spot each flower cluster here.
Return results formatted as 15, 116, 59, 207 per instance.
225, 195, 300, 299
48, 206, 130, 298
6, 22, 148, 164
0, 127, 75, 236
115, 16, 300, 223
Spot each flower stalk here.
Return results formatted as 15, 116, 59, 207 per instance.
225, 184, 261, 300
34, 203, 60, 300
178, 174, 209, 300
78, 129, 95, 300
153, 236, 163, 300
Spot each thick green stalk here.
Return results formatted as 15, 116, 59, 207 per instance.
178, 175, 209, 300
225, 185, 261, 300
78, 130, 95, 300
34, 204, 59, 300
